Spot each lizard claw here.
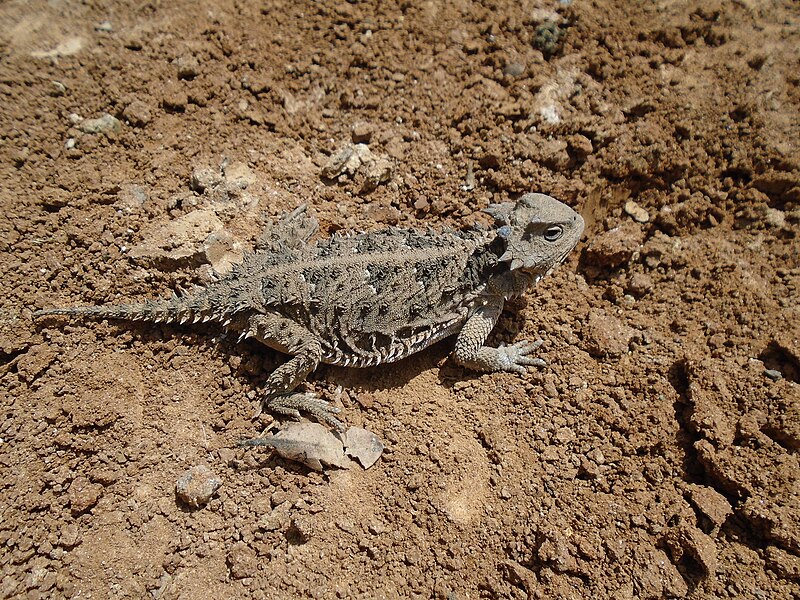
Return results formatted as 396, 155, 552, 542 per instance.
264, 392, 346, 432
497, 339, 546, 373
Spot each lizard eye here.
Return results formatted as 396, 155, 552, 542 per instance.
544, 225, 563, 242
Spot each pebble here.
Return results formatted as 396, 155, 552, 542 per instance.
351, 121, 374, 144
764, 369, 782, 381
162, 85, 188, 111
190, 166, 223, 193
68, 476, 102, 516
763, 207, 786, 229
364, 203, 401, 224
686, 484, 732, 533
627, 272, 653, 297
503, 61, 526, 77
122, 100, 152, 127
226, 542, 258, 579
78, 113, 121, 135
115, 185, 148, 213
175, 465, 222, 508
662, 524, 718, 576
567, 134, 593, 158
203, 230, 243, 274
583, 309, 636, 358
128, 209, 224, 269
624, 200, 650, 223
50, 81, 66, 96
59, 524, 81, 549
175, 55, 200, 80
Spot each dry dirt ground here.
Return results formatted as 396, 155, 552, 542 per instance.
1, 0, 799, 598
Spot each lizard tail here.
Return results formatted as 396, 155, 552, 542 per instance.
34, 291, 230, 326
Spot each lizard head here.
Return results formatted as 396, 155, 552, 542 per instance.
484, 193, 584, 276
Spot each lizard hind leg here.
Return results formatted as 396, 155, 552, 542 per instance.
246, 313, 344, 430
266, 392, 345, 432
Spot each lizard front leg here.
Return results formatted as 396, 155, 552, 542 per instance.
246, 313, 344, 430
452, 297, 545, 374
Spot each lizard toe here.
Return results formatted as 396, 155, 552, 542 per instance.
266, 392, 346, 432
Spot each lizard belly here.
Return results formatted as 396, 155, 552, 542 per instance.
319, 310, 469, 368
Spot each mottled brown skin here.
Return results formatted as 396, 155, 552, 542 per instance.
35, 194, 584, 430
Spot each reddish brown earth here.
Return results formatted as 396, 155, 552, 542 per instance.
1, 1, 799, 598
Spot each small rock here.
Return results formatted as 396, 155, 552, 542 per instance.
227, 542, 258, 579
122, 100, 152, 127
662, 524, 718, 577
763, 207, 786, 228
764, 369, 782, 381
364, 203, 401, 224
624, 200, 650, 223
79, 113, 122, 135
222, 161, 257, 188
175, 465, 222, 508
175, 55, 200, 80
243, 74, 272, 95
50, 81, 67, 96
634, 546, 688, 598
128, 209, 224, 269
115, 185, 148, 213
321, 143, 394, 193
351, 122, 374, 144
59, 524, 81, 549
122, 34, 143, 51
554, 427, 575, 444
68, 476, 102, 516
686, 484, 732, 533
11, 147, 29, 166
503, 61, 526, 77
321, 144, 358, 179
190, 166, 223, 193
532, 21, 566, 56
289, 515, 315, 542
567, 134, 593, 159
537, 531, 577, 573
203, 230, 244, 275
162, 85, 188, 112
362, 158, 393, 194
583, 309, 636, 358
539, 138, 570, 171
627, 272, 653, 297
94, 21, 113, 32
583, 221, 644, 269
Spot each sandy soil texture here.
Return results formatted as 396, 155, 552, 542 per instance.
1, 0, 798, 598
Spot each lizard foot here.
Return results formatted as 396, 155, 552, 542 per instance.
265, 392, 346, 432
496, 339, 546, 374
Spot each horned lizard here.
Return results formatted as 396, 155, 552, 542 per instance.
35, 193, 584, 431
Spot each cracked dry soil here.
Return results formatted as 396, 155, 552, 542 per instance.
1, 0, 799, 598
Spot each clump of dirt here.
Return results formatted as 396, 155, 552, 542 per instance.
1, 0, 798, 598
